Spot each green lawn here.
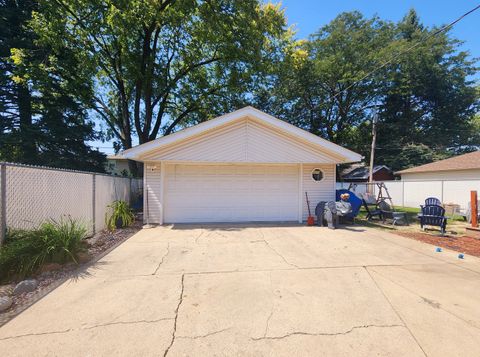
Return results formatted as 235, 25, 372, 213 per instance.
358, 205, 465, 222
357, 206, 418, 221
355, 204, 468, 237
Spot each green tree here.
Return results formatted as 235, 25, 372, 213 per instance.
31, 0, 290, 174
0, 0, 37, 161
255, 12, 394, 151
386, 143, 451, 171
376, 9, 479, 170
256, 10, 478, 171
0, 0, 106, 172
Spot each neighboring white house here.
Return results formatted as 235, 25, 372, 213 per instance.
396, 151, 480, 180
110, 106, 362, 224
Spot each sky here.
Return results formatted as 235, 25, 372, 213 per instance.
281, 0, 479, 57
92, 1, 480, 155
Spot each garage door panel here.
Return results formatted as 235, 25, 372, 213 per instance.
164, 164, 299, 223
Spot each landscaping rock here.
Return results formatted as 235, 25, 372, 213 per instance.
95, 239, 106, 247
77, 252, 92, 264
0, 296, 13, 312
85, 235, 101, 247
13, 279, 38, 295
0, 285, 13, 297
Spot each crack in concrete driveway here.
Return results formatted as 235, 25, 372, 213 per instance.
251, 324, 406, 340
1, 224, 479, 356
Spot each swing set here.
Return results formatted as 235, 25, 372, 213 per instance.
347, 181, 394, 208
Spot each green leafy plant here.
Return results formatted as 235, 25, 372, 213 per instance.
0, 217, 87, 282
105, 200, 134, 231
0, 228, 47, 281
39, 217, 88, 264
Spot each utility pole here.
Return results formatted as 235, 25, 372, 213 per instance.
368, 110, 378, 189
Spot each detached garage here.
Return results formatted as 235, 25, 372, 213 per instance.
113, 107, 362, 224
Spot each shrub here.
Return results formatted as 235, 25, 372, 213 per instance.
0, 228, 46, 281
39, 217, 87, 264
105, 200, 134, 231
0, 217, 87, 282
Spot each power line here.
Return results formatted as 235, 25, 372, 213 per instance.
331, 4, 480, 101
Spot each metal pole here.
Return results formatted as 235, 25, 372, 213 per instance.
368, 110, 378, 192
92, 174, 96, 235
0, 164, 6, 246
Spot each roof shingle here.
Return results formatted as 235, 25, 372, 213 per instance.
342, 165, 391, 180
396, 151, 480, 174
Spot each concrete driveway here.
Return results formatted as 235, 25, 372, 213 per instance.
1, 224, 479, 356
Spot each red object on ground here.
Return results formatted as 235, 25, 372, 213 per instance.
305, 192, 314, 226
471, 191, 478, 228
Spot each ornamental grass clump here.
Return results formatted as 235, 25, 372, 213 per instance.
0, 217, 87, 282
105, 200, 135, 231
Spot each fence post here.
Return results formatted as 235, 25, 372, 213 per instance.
471, 191, 478, 228
402, 181, 405, 207
0, 164, 6, 246
129, 177, 133, 204
441, 180, 444, 204
92, 174, 96, 235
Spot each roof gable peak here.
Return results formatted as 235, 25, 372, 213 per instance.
112, 106, 362, 163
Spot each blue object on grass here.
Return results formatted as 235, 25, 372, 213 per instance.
458, 253, 465, 259
335, 189, 362, 218
435, 247, 442, 252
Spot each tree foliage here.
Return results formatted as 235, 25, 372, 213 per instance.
257, 12, 393, 145
31, 0, 291, 173
376, 10, 479, 170
2, 3, 478, 173
255, 10, 479, 171
0, 0, 106, 172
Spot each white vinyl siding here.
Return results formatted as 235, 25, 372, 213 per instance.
163, 163, 299, 223
138, 111, 354, 224
400, 169, 480, 181
144, 163, 163, 224
142, 118, 341, 164
146, 162, 336, 224
302, 164, 336, 221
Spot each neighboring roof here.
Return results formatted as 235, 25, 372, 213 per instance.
396, 151, 480, 174
339, 163, 364, 176
109, 106, 363, 164
342, 165, 392, 180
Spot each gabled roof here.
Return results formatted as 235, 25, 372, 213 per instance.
109, 106, 362, 163
342, 165, 392, 180
396, 151, 480, 174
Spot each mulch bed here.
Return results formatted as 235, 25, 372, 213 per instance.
0, 217, 143, 327
395, 231, 480, 258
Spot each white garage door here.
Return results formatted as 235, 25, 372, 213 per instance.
164, 164, 299, 223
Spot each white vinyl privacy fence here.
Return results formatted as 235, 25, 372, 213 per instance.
0, 162, 142, 244
337, 180, 480, 209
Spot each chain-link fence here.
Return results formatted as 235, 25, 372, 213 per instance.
0, 162, 143, 244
